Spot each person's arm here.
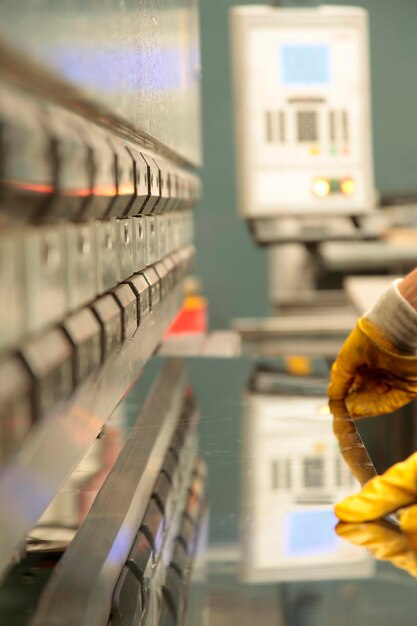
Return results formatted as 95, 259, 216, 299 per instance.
399, 267, 417, 311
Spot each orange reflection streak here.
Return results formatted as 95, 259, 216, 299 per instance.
92, 185, 117, 197
118, 183, 135, 195
4, 180, 55, 194
64, 188, 90, 198
4, 181, 119, 198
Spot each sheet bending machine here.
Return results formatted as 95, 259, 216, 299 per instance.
0, 1, 206, 625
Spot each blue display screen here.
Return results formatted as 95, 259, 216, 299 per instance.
283, 509, 339, 557
280, 44, 330, 85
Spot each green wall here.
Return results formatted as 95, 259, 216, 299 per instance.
196, 0, 417, 329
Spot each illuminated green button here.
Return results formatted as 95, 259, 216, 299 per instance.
330, 179, 340, 193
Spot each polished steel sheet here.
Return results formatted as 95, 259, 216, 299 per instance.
0, 0, 202, 165
1, 357, 417, 625
0, 282, 184, 579
233, 313, 357, 357
32, 359, 185, 626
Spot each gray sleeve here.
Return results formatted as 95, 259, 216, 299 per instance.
365, 279, 417, 354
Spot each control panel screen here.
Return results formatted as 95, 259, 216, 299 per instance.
283, 509, 339, 557
280, 44, 330, 85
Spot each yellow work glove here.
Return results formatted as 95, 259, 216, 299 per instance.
334, 452, 417, 577
328, 316, 417, 419
336, 520, 417, 578
335, 451, 417, 531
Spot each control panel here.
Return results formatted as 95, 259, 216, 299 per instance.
230, 5, 375, 217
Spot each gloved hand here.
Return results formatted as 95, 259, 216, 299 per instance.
336, 520, 417, 578
335, 451, 417, 531
328, 315, 417, 419
334, 452, 417, 577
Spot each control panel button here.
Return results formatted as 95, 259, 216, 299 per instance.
111, 566, 142, 626
20, 329, 74, 418
62, 308, 101, 385
90, 295, 122, 362
124, 274, 150, 326
111, 284, 138, 342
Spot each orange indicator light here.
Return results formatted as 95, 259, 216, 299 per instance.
340, 177, 356, 196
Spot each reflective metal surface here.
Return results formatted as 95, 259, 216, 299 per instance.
2, 355, 417, 625
233, 313, 357, 357
0, 283, 184, 579
0, 0, 202, 165
32, 359, 187, 626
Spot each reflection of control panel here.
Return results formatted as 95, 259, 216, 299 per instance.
230, 5, 375, 217
241, 384, 373, 583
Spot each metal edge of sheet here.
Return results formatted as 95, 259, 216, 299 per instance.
239, 338, 346, 359
31, 358, 186, 626
0, 283, 184, 579
232, 315, 356, 335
